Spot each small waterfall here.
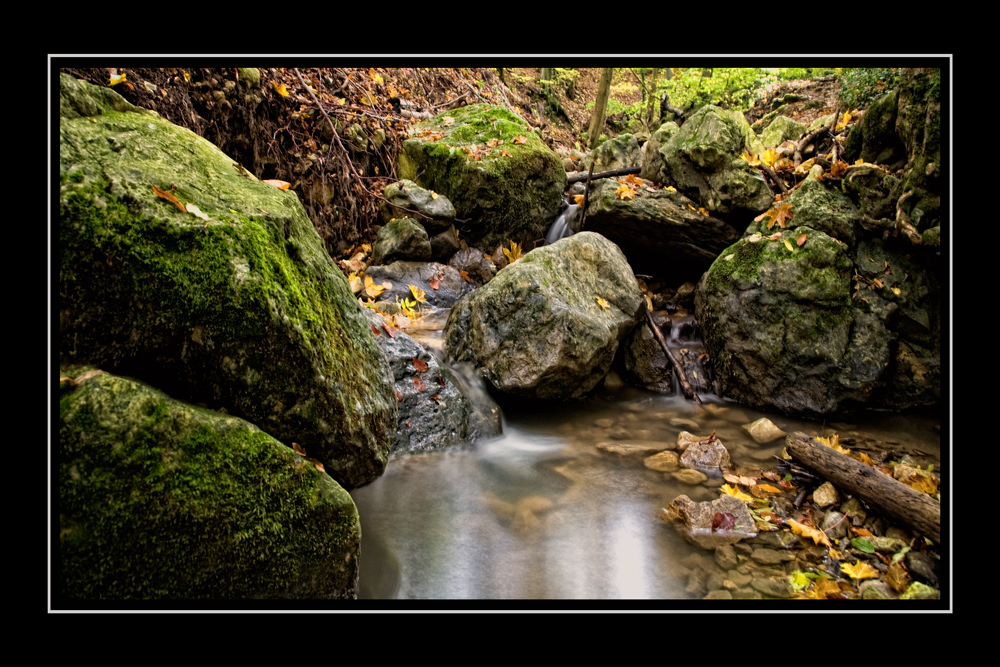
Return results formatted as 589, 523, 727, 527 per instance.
545, 204, 579, 245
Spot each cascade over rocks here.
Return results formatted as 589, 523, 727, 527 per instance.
362, 309, 502, 456
397, 103, 566, 252
59, 368, 361, 599
58, 73, 397, 490
444, 232, 645, 400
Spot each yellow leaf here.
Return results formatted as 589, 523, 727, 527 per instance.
109, 71, 127, 86
740, 151, 760, 166
408, 284, 427, 303
430, 191, 438, 199
841, 561, 879, 580
616, 183, 636, 200
272, 81, 289, 97
788, 518, 832, 547
761, 148, 777, 167
513, 135, 528, 144
364, 275, 385, 299
783, 239, 794, 252
901, 473, 939, 495
829, 548, 844, 560
720, 484, 754, 503
573, 194, 585, 207
348, 272, 363, 294
596, 296, 610, 310
369, 69, 383, 84
502, 240, 523, 263
815, 434, 851, 455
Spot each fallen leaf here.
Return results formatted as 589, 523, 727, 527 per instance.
502, 240, 523, 263
409, 284, 427, 303
395, 390, 403, 402
441, 116, 455, 126
436, 375, 446, 386
724, 473, 757, 486
797, 233, 807, 247
783, 239, 794, 252
755, 483, 782, 494
186, 203, 209, 220
720, 484, 754, 503
573, 194, 585, 207
841, 560, 879, 580
413, 376, 425, 392
292, 442, 307, 456
412, 357, 429, 373
365, 275, 385, 299
596, 296, 610, 310
886, 560, 911, 592
371, 325, 381, 336
152, 185, 187, 214
108, 70, 127, 86
788, 518, 832, 547
272, 81, 289, 97
459, 270, 471, 283
383, 322, 397, 338
263, 179, 291, 190
712, 512, 736, 532
429, 276, 440, 290
513, 135, 528, 144
616, 183, 636, 200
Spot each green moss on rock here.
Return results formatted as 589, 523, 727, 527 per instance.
58, 368, 360, 600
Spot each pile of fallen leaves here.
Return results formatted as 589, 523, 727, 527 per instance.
711, 430, 941, 600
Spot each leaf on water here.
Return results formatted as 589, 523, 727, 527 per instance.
412, 357, 429, 373
788, 518, 832, 547
152, 185, 187, 214
841, 560, 879, 580
596, 296, 610, 310
263, 179, 291, 190
712, 512, 736, 532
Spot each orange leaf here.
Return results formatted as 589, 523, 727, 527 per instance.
429, 276, 440, 290
841, 561, 879, 580
513, 135, 528, 144
292, 442, 307, 456
383, 322, 397, 338
797, 233, 807, 247
272, 81, 289, 97
574, 194, 585, 206
788, 518, 832, 547
413, 376, 425, 392
263, 179, 291, 190
412, 357, 429, 373
152, 185, 186, 214
459, 270, 471, 283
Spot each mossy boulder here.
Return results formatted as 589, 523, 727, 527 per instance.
378, 179, 456, 234
759, 115, 806, 149
747, 177, 861, 247
58, 368, 360, 600
842, 90, 908, 170
640, 121, 679, 183
581, 133, 642, 172
58, 73, 396, 490
444, 232, 645, 400
397, 103, 566, 251
660, 104, 773, 221
581, 178, 741, 283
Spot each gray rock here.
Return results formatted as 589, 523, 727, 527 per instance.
371, 217, 432, 265
448, 247, 497, 285
379, 179, 457, 234
751, 576, 793, 598
365, 261, 474, 309
444, 232, 645, 400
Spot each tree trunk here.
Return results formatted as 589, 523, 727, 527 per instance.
645, 68, 661, 129
540, 67, 554, 94
784, 432, 941, 544
587, 67, 614, 150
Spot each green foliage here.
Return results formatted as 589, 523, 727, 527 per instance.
658, 68, 778, 114
839, 67, 900, 109
777, 67, 838, 80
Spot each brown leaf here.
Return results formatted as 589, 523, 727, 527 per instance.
413, 376, 425, 392
429, 276, 440, 290
152, 185, 187, 214
436, 375, 446, 386
262, 179, 291, 190
383, 322, 398, 338
797, 233, 807, 247
371, 325, 381, 336
459, 270, 471, 283
886, 561, 911, 593
292, 442, 307, 456
395, 390, 404, 402
412, 357, 429, 373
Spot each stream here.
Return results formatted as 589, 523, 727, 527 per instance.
349, 312, 942, 602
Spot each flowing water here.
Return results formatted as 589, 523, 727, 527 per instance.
350, 314, 943, 602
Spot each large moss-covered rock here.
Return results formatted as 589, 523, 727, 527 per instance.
397, 103, 566, 251
842, 90, 908, 170
58, 368, 360, 600
58, 73, 396, 489
581, 133, 642, 172
444, 232, 645, 400
759, 115, 806, 149
640, 121, 679, 183
581, 178, 741, 283
660, 105, 773, 220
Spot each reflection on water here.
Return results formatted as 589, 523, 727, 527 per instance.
351, 385, 941, 600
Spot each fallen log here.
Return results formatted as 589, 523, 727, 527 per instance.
567, 166, 642, 184
784, 432, 940, 544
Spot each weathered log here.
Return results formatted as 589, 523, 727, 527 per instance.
567, 166, 642, 184
784, 432, 940, 544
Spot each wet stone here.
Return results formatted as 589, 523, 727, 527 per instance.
812, 481, 840, 507
597, 442, 666, 458
749, 530, 799, 550
733, 543, 754, 557
860, 580, 896, 599
704, 589, 733, 600
672, 468, 708, 485
840, 497, 867, 526
742, 417, 787, 444
870, 536, 908, 553
906, 552, 940, 587
706, 572, 725, 591
751, 576, 793, 598
751, 548, 795, 565
714, 545, 738, 570
731, 588, 762, 599
821, 510, 849, 541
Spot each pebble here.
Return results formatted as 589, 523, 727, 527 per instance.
643, 450, 680, 472
751, 548, 795, 565
704, 589, 733, 600
672, 468, 708, 485
727, 570, 752, 587
714, 545, 738, 570
742, 417, 787, 443
751, 576, 793, 598
812, 481, 840, 507
597, 442, 666, 458
821, 510, 849, 540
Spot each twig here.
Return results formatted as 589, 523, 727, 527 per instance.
566, 166, 641, 184
578, 161, 596, 230
760, 163, 787, 194
645, 311, 702, 405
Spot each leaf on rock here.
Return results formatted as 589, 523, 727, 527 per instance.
616, 183, 636, 200
365, 275, 386, 299
429, 275, 441, 290
513, 135, 528, 144
152, 185, 187, 214
596, 296, 610, 310
886, 560, 911, 592
851, 537, 875, 553
712, 512, 736, 532
459, 270, 471, 283
441, 116, 455, 126
503, 240, 523, 263
383, 322, 398, 338
841, 560, 879, 580
721, 484, 754, 503
797, 233, 807, 247
788, 518, 832, 547
408, 284, 427, 303
292, 442, 307, 457
263, 179, 291, 190
413, 376, 425, 392
371, 325, 381, 336
412, 357, 429, 373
